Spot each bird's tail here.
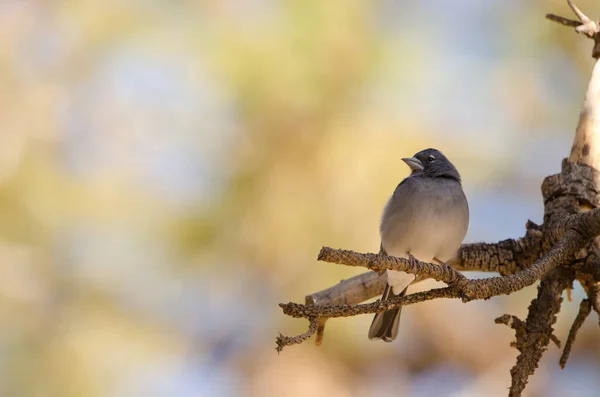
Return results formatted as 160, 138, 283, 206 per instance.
368, 283, 407, 342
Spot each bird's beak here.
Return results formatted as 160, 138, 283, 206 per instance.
402, 157, 424, 172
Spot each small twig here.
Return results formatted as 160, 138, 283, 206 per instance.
495, 314, 528, 350
276, 317, 319, 353
315, 318, 327, 346
304, 233, 545, 323
546, 14, 581, 28
276, 221, 597, 351
508, 268, 573, 397
546, 0, 600, 58
306, 270, 385, 307
318, 247, 467, 285
566, 0, 600, 39
281, 286, 458, 319
547, 0, 599, 38
495, 313, 561, 350
567, 0, 591, 24
291, 218, 546, 348
586, 282, 600, 325
550, 334, 562, 349
305, 293, 335, 346
316, 228, 579, 305
559, 299, 592, 368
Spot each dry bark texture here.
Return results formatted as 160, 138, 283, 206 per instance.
276, 2, 600, 396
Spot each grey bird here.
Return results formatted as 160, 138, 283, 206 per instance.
368, 148, 469, 342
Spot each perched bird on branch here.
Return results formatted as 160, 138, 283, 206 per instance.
368, 148, 469, 342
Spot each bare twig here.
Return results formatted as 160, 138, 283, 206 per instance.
495, 314, 561, 349
306, 271, 385, 307
549, 333, 562, 348
499, 3, 600, 394
548, 0, 600, 55
303, 232, 544, 345
495, 314, 529, 350
568, 0, 600, 38
546, 14, 581, 28
508, 268, 573, 397
277, 229, 592, 351
559, 299, 592, 368
307, 231, 544, 308
277, 207, 600, 352
566, 0, 590, 24
317, 247, 467, 286
314, 317, 328, 346
305, 268, 385, 346
275, 317, 318, 353
281, 286, 457, 320
547, 0, 600, 39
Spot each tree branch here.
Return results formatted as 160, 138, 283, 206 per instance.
508, 268, 574, 397
304, 273, 386, 346
502, 4, 600, 392
275, 317, 318, 353
495, 314, 561, 351
570, 60, 600, 163
559, 299, 592, 369
495, 314, 529, 351
547, 0, 600, 56
546, 14, 581, 29
317, 246, 467, 286
278, 206, 600, 352
304, 229, 544, 344
307, 229, 544, 307
281, 286, 458, 320
278, 225, 592, 336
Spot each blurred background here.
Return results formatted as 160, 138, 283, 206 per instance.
0, 0, 599, 396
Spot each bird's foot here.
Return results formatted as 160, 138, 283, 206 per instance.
433, 257, 449, 273
433, 257, 446, 266
406, 252, 419, 276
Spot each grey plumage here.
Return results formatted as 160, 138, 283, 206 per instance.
368, 148, 469, 342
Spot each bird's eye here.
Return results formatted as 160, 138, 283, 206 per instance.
428, 155, 436, 161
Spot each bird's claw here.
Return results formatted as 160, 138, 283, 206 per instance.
407, 252, 418, 276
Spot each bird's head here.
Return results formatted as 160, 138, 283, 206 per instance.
402, 148, 461, 182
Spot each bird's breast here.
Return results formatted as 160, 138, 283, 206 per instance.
380, 179, 468, 262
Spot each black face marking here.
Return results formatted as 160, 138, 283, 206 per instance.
411, 148, 461, 183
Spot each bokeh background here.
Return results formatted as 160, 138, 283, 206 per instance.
0, 0, 599, 396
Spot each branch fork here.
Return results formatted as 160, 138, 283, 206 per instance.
547, 0, 600, 57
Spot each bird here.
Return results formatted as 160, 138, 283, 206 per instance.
368, 148, 469, 342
